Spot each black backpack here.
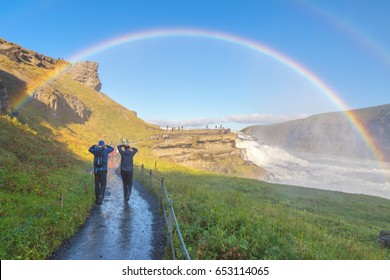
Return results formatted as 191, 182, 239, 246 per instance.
94, 149, 106, 168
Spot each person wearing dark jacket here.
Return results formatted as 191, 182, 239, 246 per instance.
117, 144, 138, 201
89, 140, 114, 205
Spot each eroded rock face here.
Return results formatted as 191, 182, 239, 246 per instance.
32, 86, 91, 123
0, 38, 58, 69
66, 61, 102, 91
151, 129, 266, 178
0, 39, 102, 92
0, 39, 96, 123
0, 81, 10, 114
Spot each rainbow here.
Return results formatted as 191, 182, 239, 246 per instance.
12, 60, 71, 111
14, 28, 386, 162
67, 28, 385, 162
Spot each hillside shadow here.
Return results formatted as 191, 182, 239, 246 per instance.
0, 71, 91, 161
30, 86, 92, 125
0, 69, 27, 114
0, 70, 91, 126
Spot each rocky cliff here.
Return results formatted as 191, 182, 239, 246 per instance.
151, 129, 266, 178
0, 81, 9, 114
242, 104, 390, 162
31, 85, 91, 123
66, 61, 102, 91
0, 38, 59, 69
0, 38, 100, 123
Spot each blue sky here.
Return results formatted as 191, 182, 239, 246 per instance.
2, 0, 389, 130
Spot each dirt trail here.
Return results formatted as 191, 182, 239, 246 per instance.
50, 168, 166, 260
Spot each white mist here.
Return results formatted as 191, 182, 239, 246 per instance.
236, 132, 390, 200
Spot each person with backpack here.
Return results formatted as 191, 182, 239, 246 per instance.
117, 144, 138, 202
88, 140, 114, 205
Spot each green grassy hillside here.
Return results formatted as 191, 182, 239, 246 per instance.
0, 115, 93, 259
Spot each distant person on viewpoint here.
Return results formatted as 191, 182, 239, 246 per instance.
89, 140, 114, 205
117, 144, 138, 201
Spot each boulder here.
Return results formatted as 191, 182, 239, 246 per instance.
379, 230, 390, 248
380, 230, 390, 237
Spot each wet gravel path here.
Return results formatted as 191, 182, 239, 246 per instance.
50, 169, 166, 260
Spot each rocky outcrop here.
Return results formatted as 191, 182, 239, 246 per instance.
66, 61, 102, 91
0, 80, 9, 114
151, 129, 266, 177
32, 85, 91, 123
0, 38, 58, 69
0, 69, 28, 115
0, 39, 102, 91
0, 39, 96, 122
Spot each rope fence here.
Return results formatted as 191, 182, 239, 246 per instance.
0, 183, 88, 241
0, 205, 53, 242
135, 163, 191, 260
2, 158, 190, 260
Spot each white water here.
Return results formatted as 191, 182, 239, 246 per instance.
236, 132, 390, 200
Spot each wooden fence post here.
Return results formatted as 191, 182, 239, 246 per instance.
161, 178, 165, 208
149, 169, 152, 189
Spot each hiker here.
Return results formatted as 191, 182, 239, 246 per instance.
117, 144, 138, 201
88, 140, 114, 205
